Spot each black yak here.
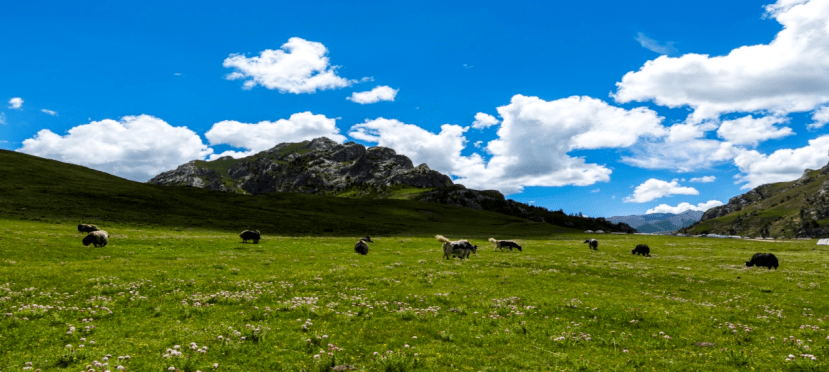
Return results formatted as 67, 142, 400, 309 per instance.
239, 230, 261, 244
77, 224, 100, 234
746, 253, 778, 270
489, 238, 523, 252
354, 236, 373, 255
583, 239, 598, 250
632, 244, 650, 256
82, 230, 109, 247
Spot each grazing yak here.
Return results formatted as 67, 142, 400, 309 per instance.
82, 230, 109, 247
354, 236, 373, 255
632, 244, 650, 256
489, 238, 523, 252
436, 235, 477, 259
239, 230, 261, 244
77, 224, 100, 234
583, 239, 598, 250
746, 253, 779, 270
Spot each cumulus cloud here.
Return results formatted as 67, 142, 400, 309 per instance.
223, 37, 354, 94
205, 111, 346, 159
8, 97, 22, 109
809, 106, 829, 129
716, 115, 793, 145
350, 94, 666, 194
614, 0, 829, 121
347, 85, 398, 104
620, 118, 741, 171
624, 178, 699, 203
17, 115, 212, 181
690, 175, 716, 183
41, 109, 57, 116
646, 200, 724, 214
733, 135, 829, 189
471, 112, 500, 129
635, 32, 678, 55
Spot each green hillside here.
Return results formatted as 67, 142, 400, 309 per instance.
0, 150, 582, 236
682, 165, 829, 238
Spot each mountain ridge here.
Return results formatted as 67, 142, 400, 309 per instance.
681, 161, 829, 238
148, 137, 636, 233
607, 210, 704, 233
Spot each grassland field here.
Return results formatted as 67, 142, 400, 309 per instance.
1, 218, 828, 372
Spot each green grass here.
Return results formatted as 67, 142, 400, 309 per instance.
1, 218, 828, 371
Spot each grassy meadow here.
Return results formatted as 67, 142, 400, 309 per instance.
1, 219, 828, 371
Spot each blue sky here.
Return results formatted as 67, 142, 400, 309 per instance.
3, 0, 829, 218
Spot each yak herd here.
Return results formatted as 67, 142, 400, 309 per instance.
74, 224, 780, 269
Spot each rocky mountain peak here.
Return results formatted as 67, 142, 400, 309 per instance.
148, 137, 453, 196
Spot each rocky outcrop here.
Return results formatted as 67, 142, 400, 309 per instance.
700, 185, 771, 221
148, 137, 453, 195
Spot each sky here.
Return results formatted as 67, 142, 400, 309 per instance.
3, 0, 829, 218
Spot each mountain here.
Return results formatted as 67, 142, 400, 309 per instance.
148, 137, 453, 196
0, 149, 567, 236
681, 161, 829, 238
148, 137, 636, 233
606, 210, 704, 233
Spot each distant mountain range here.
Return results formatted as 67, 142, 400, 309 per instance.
606, 210, 705, 233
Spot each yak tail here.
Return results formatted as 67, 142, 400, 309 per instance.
488, 238, 497, 243
436, 235, 451, 243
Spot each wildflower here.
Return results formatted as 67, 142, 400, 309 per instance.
404, 344, 409, 348
168, 367, 175, 371
174, 345, 180, 350
66, 344, 72, 348
413, 336, 417, 339
212, 363, 218, 369
623, 349, 629, 353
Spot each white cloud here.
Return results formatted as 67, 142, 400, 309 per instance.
8, 98, 22, 109
635, 32, 678, 55
349, 118, 483, 179
733, 135, 829, 189
809, 106, 829, 129
471, 112, 500, 129
350, 94, 666, 194
17, 115, 212, 181
615, 0, 829, 121
41, 109, 58, 116
223, 37, 354, 94
347, 85, 398, 104
646, 200, 725, 214
473, 140, 483, 148
716, 115, 793, 145
205, 111, 346, 159
689, 175, 716, 183
624, 178, 699, 203
0, 113, 5, 125
620, 119, 740, 171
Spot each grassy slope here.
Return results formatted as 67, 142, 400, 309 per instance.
0, 150, 566, 237
1, 220, 827, 371
684, 175, 824, 238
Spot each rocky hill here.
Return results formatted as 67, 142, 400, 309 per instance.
681, 161, 829, 238
149, 137, 635, 233
148, 137, 453, 196
606, 210, 704, 234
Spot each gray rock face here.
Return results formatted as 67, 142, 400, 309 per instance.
147, 137, 453, 195
700, 185, 771, 221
